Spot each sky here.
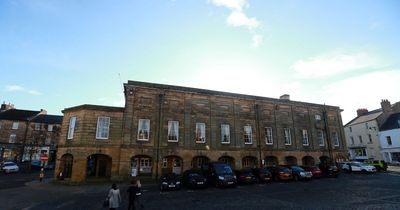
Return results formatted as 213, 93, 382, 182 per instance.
1, 0, 399, 124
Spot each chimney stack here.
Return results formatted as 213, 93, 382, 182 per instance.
280, 94, 290, 100
381, 99, 392, 113
357, 108, 369, 116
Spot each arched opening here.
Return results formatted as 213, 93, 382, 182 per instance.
285, 156, 297, 166
218, 156, 235, 169
86, 154, 112, 179
162, 155, 183, 175
302, 156, 315, 166
60, 154, 73, 178
131, 155, 152, 177
192, 156, 209, 169
264, 156, 278, 166
242, 156, 257, 169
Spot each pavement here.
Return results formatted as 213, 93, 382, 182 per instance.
387, 165, 400, 173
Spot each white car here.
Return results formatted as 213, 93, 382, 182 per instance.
342, 161, 376, 173
2, 161, 19, 173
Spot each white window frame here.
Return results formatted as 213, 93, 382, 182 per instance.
34, 123, 40, 131
67, 117, 76, 140
265, 127, 273, 145
12, 121, 19, 130
96, 116, 110, 139
315, 114, 321, 120
302, 129, 309, 146
318, 130, 325, 146
137, 119, 150, 141
244, 125, 253, 144
168, 121, 179, 142
333, 131, 340, 147
284, 128, 292, 145
48, 124, 54, 132
9, 133, 16, 143
221, 124, 230, 144
195, 123, 206, 143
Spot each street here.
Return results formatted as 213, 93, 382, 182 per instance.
1, 171, 400, 210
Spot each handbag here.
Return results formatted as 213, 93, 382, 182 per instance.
103, 198, 109, 207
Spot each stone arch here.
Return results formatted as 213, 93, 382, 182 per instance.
161, 155, 183, 175
131, 155, 152, 177
60, 153, 73, 179
86, 154, 112, 179
218, 156, 235, 169
192, 156, 210, 169
264, 156, 278, 166
302, 156, 315, 166
242, 156, 257, 168
285, 156, 297, 166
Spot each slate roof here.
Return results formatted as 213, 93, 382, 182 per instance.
31, 114, 63, 124
345, 109, 382, 126
380, 112, 400, 131
0, 109, 40, 121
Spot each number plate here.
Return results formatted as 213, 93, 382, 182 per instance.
197, 182, 204, 185
168, 185, 175, 187
227, 182, 233, 184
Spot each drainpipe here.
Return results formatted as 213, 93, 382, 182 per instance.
254, 104, 262, 168
155, 92, 164, 180
323, 104, 333, 162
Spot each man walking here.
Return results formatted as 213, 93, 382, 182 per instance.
127, 178, 142, 210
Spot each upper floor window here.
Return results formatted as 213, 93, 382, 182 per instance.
358, 136, 363, 144
386, 136, 392, 146
365, 122, 369, 129
302, 129, 309, 146
9, 134, 16, 143
368, 134, 372, 143
265, 127, 273, 145
48, 124, 54, 132
12, 121, 19, 130
221, 124, 230, 144
35, 123, 41, 131
0, 121, 3, 129
332, 131, 339, 147
315, 114, 321, 120
96, 116, 110, 139
284, 128, 292, 145
350, 136, 354, 145
67, 117, 76, 140
138, 119, 150, 141
318, 130, 325, 146
195, 123, 206, 143
244, 125, 253, 144
349, 127, 352, 132
168, 121, 179, 142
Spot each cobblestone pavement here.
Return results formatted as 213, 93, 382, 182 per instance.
1, 171, 400, 210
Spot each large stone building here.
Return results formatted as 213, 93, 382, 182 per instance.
56, 81, 347, 183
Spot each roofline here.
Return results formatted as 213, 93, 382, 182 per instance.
62, 104, 124, 113
344, 108, 382, 127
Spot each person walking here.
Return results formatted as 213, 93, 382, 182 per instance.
39, 168, 45, 182
108, 183, 122, 210
127, 178, 141, 210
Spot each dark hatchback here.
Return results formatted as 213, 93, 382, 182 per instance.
202, 162, 237, 187
182, 169, 207, 189
235, 169, 256, 184
251, 168, 272, 183
159, 173, 182, 191
319, 164, 339, 178
266, 166, 293, 181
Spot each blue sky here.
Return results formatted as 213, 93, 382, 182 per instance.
1, 0, 399, 124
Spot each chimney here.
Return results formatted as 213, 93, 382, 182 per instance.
39, 109, 47, 115
1, 102, 15, 111
280, 94, 290, 100
381, 99, 392, 113
356, 109, 369, 117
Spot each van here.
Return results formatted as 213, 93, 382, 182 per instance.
201, 162, 237, 187
365, 160, 387, 172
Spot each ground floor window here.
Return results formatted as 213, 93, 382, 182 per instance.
131, 156, 152, 176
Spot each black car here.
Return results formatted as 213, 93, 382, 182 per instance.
287, 165, 312, 181
159, 173, 182, 191
202, 162, 237, 187
235, 169, 256, 184
182, 169, 207, 189
251, 168, 272, 183
319, 163, 339, 178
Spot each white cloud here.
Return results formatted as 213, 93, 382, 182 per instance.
291, 51, 381, 78
251, 34, 263, 48
5, 85, 42, 95
227, 11, 260, 29
210, 0, 248, 11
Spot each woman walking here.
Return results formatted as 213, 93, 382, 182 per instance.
108, 183, 122, 210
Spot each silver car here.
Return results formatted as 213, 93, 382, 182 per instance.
2, 161, 19, 173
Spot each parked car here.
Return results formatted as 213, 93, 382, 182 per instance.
159, 173, 182, 191
287, 165, 312, 181
2, 161, 19, 173
319, 163, 339, 178
182, 169, 207, 189
365, 160, 387, 172
342, 161, 377, 173
202, 162, 237, 187
235, 169, 256, 184
251, 167, 272, 183
266, 166, 293, 181
301, 166, 322, 178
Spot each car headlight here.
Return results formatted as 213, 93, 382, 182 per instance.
176, 181, 181, 184
218, 176, 225, 180
300, 172, 306, 176
162, 182, 167, 185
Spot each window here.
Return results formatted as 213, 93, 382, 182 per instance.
365, 122, 369, 129
12, 121, 19, 130
358, 136, 363, 144
265, 127, 273, 145
302, 129, 309, 146
332, 132, 339, 147
354, 148, 367, 157
35, 123, 40, 131
284, 128, 292, 145
195, 123, 206, 143
168, 121, 179, 142
368, 134, 372, 143
67, 117, 76, 140
318, 130, 325, 146
9, 134, 16, 143
48, 124, 53, 132
350, 136, 354, 145
0, 121, 3, 129
349, 127, 352, 132
221, 124, 230, 144
96, 116, 110, 139
315, 114, 321, 120
138, 119, 150, 141
244, 125, 253, 144
387, 136, 392, 146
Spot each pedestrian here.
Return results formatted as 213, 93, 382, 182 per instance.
108, 183, 122, 210
39, 168, 45, 182
127, 178, 144, 210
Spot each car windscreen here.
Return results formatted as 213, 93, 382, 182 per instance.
291, 166, 304, 171
214, 164, 233, 175
4, 163, 15, 167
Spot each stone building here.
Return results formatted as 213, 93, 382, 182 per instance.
56, 81, 347, 183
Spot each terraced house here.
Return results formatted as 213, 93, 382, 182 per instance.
56, 81, 347, 183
